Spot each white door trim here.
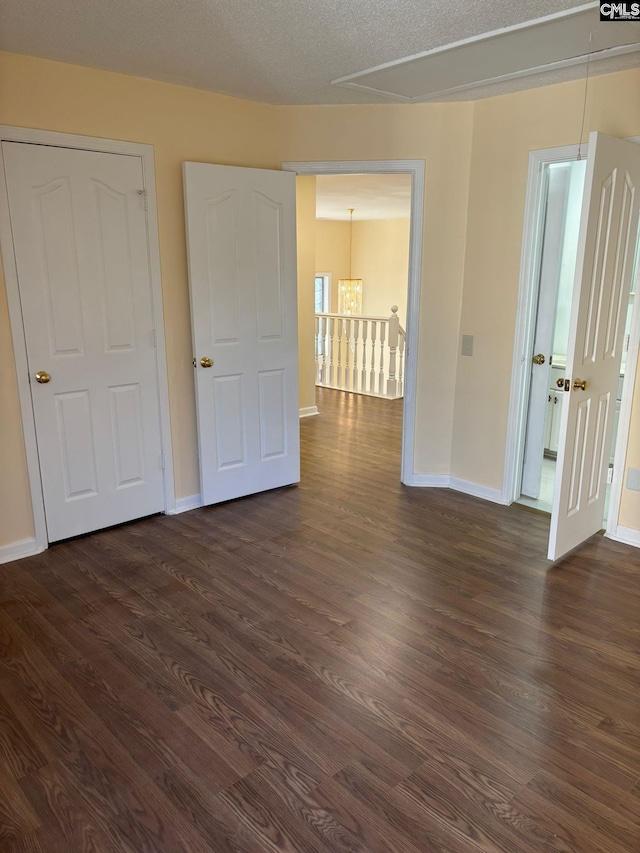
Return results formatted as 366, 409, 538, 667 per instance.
0, 126, 175, 554
282, 159, 425, 486
503, 143, 583, 505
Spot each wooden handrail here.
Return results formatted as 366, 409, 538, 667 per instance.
316, 312, 405, 334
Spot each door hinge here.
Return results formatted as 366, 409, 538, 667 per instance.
623, 333, 630, 353
137, 188, 148, 212
607, 465, 614, 485
152, 328, 157, 347
160, 452, 165, 471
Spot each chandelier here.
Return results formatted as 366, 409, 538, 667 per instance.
338, 208, 362, 315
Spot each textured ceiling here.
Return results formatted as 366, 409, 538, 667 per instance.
316, 175, 412, 221
0, 1, 637, 105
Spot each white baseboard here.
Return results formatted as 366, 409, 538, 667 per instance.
605, 525, 640, 548
0, 537, 45, 565
408, 473, 451, 487
168, 494, 203, 515
299, 406, 319, 418
409, 473, 507, 505
449, 477, 507, 505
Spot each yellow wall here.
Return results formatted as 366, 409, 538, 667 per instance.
2, 49, 639, 548
315, 219, 410, 322
0, 280, 33, 543
352, 219, 410, 326
451, 69, 640, 523
281, 69, 640, 532
0, 52, 279, 544
295, 176, 317, 412
315, 220, 351, 313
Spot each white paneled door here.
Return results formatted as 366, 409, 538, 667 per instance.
3, 142, 165, 542
183, 162, 299, 505
549, 132, 640, 560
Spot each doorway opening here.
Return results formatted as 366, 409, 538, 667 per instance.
517, 158, 587, 514
283, 160, 425, 484
314, 174, 410, 403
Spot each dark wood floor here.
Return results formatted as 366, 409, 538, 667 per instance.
1, 388, 639, 852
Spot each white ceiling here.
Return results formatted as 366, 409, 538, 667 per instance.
316, 175, 412, 221
0, 1, 638, 105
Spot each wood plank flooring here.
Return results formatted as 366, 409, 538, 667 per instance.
1, 386, 639, 852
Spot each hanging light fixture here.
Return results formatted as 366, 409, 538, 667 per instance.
338, 208, 363, 315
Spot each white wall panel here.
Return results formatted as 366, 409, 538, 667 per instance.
213, 374, 246, 469
259, 369, 286, 459
253, 192, 283, 341
206, 192, 240, 344
94, 179, 136, 352
36, 177, 85, 356
55, 390, 98, 499
109, 383, 145, 487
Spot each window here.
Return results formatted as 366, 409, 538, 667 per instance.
315, 274, 330, 313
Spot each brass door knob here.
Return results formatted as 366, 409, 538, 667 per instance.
556, 378, 565, 389
532, 353, 546, 365
200, 356, 213, 368
573, 378, 588, 391
35, 371, 51, 384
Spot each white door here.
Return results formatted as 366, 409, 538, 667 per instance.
3, 142, 165, 542
549, 132, 640, 560
183, 162, 300, 505
521, 164, 570, 497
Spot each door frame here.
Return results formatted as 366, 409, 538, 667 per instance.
503, 137, 640, 546
281, 159, 425, 486
0, 126, 176, 555
503, 143, 583, 506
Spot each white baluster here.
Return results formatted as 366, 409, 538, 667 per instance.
322, 316, 327, 384
398, 329, 405, 397
352, 319, 359, 391
313, 311, 405, 398
329, 317, 335, 386
369, 321, 377, 393
386, 305, 399, 398
337, 318, 343, 389
360, 321, 368, 391
344, 318, 351, 391
314, 314, 321, 384
378, 321, 386, 396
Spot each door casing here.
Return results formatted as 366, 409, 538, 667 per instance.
0, 126, 175, 556
282, 159, 425, 486
504, 137, 640, 546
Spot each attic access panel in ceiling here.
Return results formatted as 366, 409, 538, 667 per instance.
333, 4, 640, 102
